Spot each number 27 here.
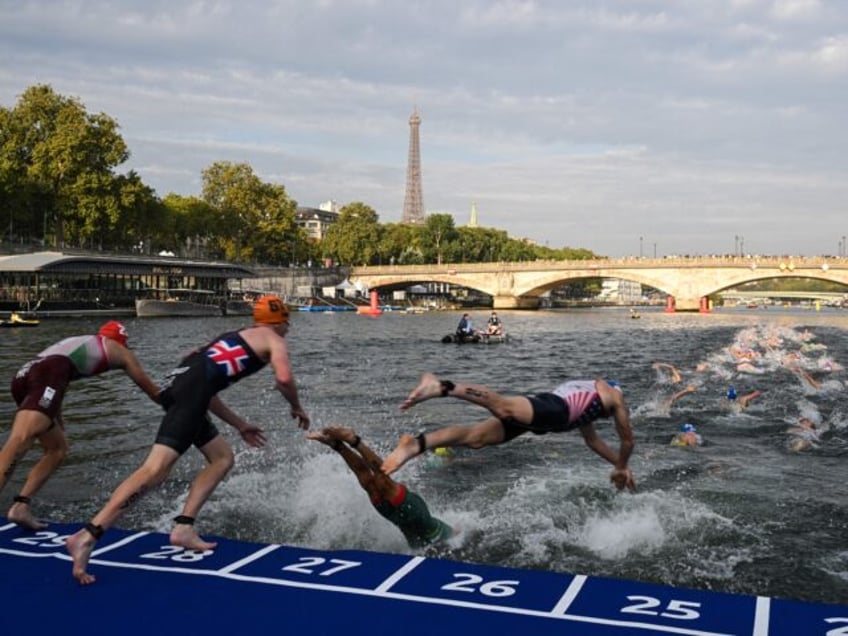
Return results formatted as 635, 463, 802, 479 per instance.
621, 595, 701, 620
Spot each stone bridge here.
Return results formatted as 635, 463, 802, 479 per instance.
350, 256, 848, 311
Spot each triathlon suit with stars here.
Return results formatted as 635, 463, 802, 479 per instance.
155, 330, 266, 454
11, 335, 113, 424
502, 380, 613, 441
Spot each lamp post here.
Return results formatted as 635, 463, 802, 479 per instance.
653, 242, 657, 258
739, 235, 744, 256
734, 235, 739, 256
639, 236, 643, 258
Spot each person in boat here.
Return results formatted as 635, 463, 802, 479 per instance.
486, 311, 504, 336
67, 295, 311, 585
455, 313, 475, 340
308, 426, 453, 549
0, 321, 161, 531
381, 373, 635, 492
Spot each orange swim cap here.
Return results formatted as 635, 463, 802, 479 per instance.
253, 295, 289, 325
98, 320, 128, 347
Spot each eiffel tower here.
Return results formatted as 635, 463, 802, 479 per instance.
401, 108, 425, 224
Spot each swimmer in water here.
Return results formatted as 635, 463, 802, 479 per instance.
785, 417, 820, 453
724, 386, 762, 412
670, 423, 702, 447
308, 426, 453, 548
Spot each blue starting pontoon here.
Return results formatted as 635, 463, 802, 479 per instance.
1, 520, 843, 635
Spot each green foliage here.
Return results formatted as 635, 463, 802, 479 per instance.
201, 161, 301, 263
0, 84, 129, 247
422, 213, 457, 264
1, 83, 600, 264
323, 202, 382, 265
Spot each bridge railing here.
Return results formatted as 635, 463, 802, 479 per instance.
352, 255, 848, 274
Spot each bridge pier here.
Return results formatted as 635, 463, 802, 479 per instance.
664, 296, 703, 312
493, 295, 540, 310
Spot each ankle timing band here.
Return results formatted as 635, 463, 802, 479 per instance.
12, 495, 31, 504
85, 522, 104, 540
440, 380, 455, 396
174, 515, 195, 525
416, 433, 427, 455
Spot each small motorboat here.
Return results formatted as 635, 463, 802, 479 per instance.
0, 312, 40, 327
441, 332, 507, 344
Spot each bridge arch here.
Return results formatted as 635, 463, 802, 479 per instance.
350, 258, 848, 311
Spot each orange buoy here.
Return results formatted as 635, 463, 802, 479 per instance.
357, 290, 383, 315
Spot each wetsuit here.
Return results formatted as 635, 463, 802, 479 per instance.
11, 335, 112, 421
372, 484, 452, 549
502, 380, 612, 441
156, 330, 266, 454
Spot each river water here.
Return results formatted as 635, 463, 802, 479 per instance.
1, 307, 846, 605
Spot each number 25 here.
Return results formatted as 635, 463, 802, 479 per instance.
621, 595, 701, 620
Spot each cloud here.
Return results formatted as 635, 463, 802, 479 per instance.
1, 1, 846, 256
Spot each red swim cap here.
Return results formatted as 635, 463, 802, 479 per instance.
98, 320, 128, 347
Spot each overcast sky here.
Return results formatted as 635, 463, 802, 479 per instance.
1, 1, 846, 257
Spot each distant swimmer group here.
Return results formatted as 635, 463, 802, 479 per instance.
653, 322, 841, 455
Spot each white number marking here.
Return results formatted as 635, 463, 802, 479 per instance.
11, 531, 69, 547
281, 556, 361, 576
441, 573, 519, 598
621, 595, 701, 620
140, 545, 213, 562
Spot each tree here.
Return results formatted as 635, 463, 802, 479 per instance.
422, 213, 457, 265
201, 161, 301, 263
162, 193, 222, 258
322, 202, 381, 265
379, 222, 424, 264
1, 84, 129, 247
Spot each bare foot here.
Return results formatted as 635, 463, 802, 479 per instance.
324, 426, 356, 443
7, 502, 48, 530
170, 523, 217, 551
381, 433, 421, 475
306, 430, 332, 445
400, 373, 443, 410
66, 528, 98, 585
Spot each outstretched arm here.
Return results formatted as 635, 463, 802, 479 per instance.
269, 335, 310, 430
582, 386, 636, 491
208, 396, 267, 448
652, 362, 682, 383
669, 384, 697, 405
108, 343, 161, 404
308, 428, 397, 501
